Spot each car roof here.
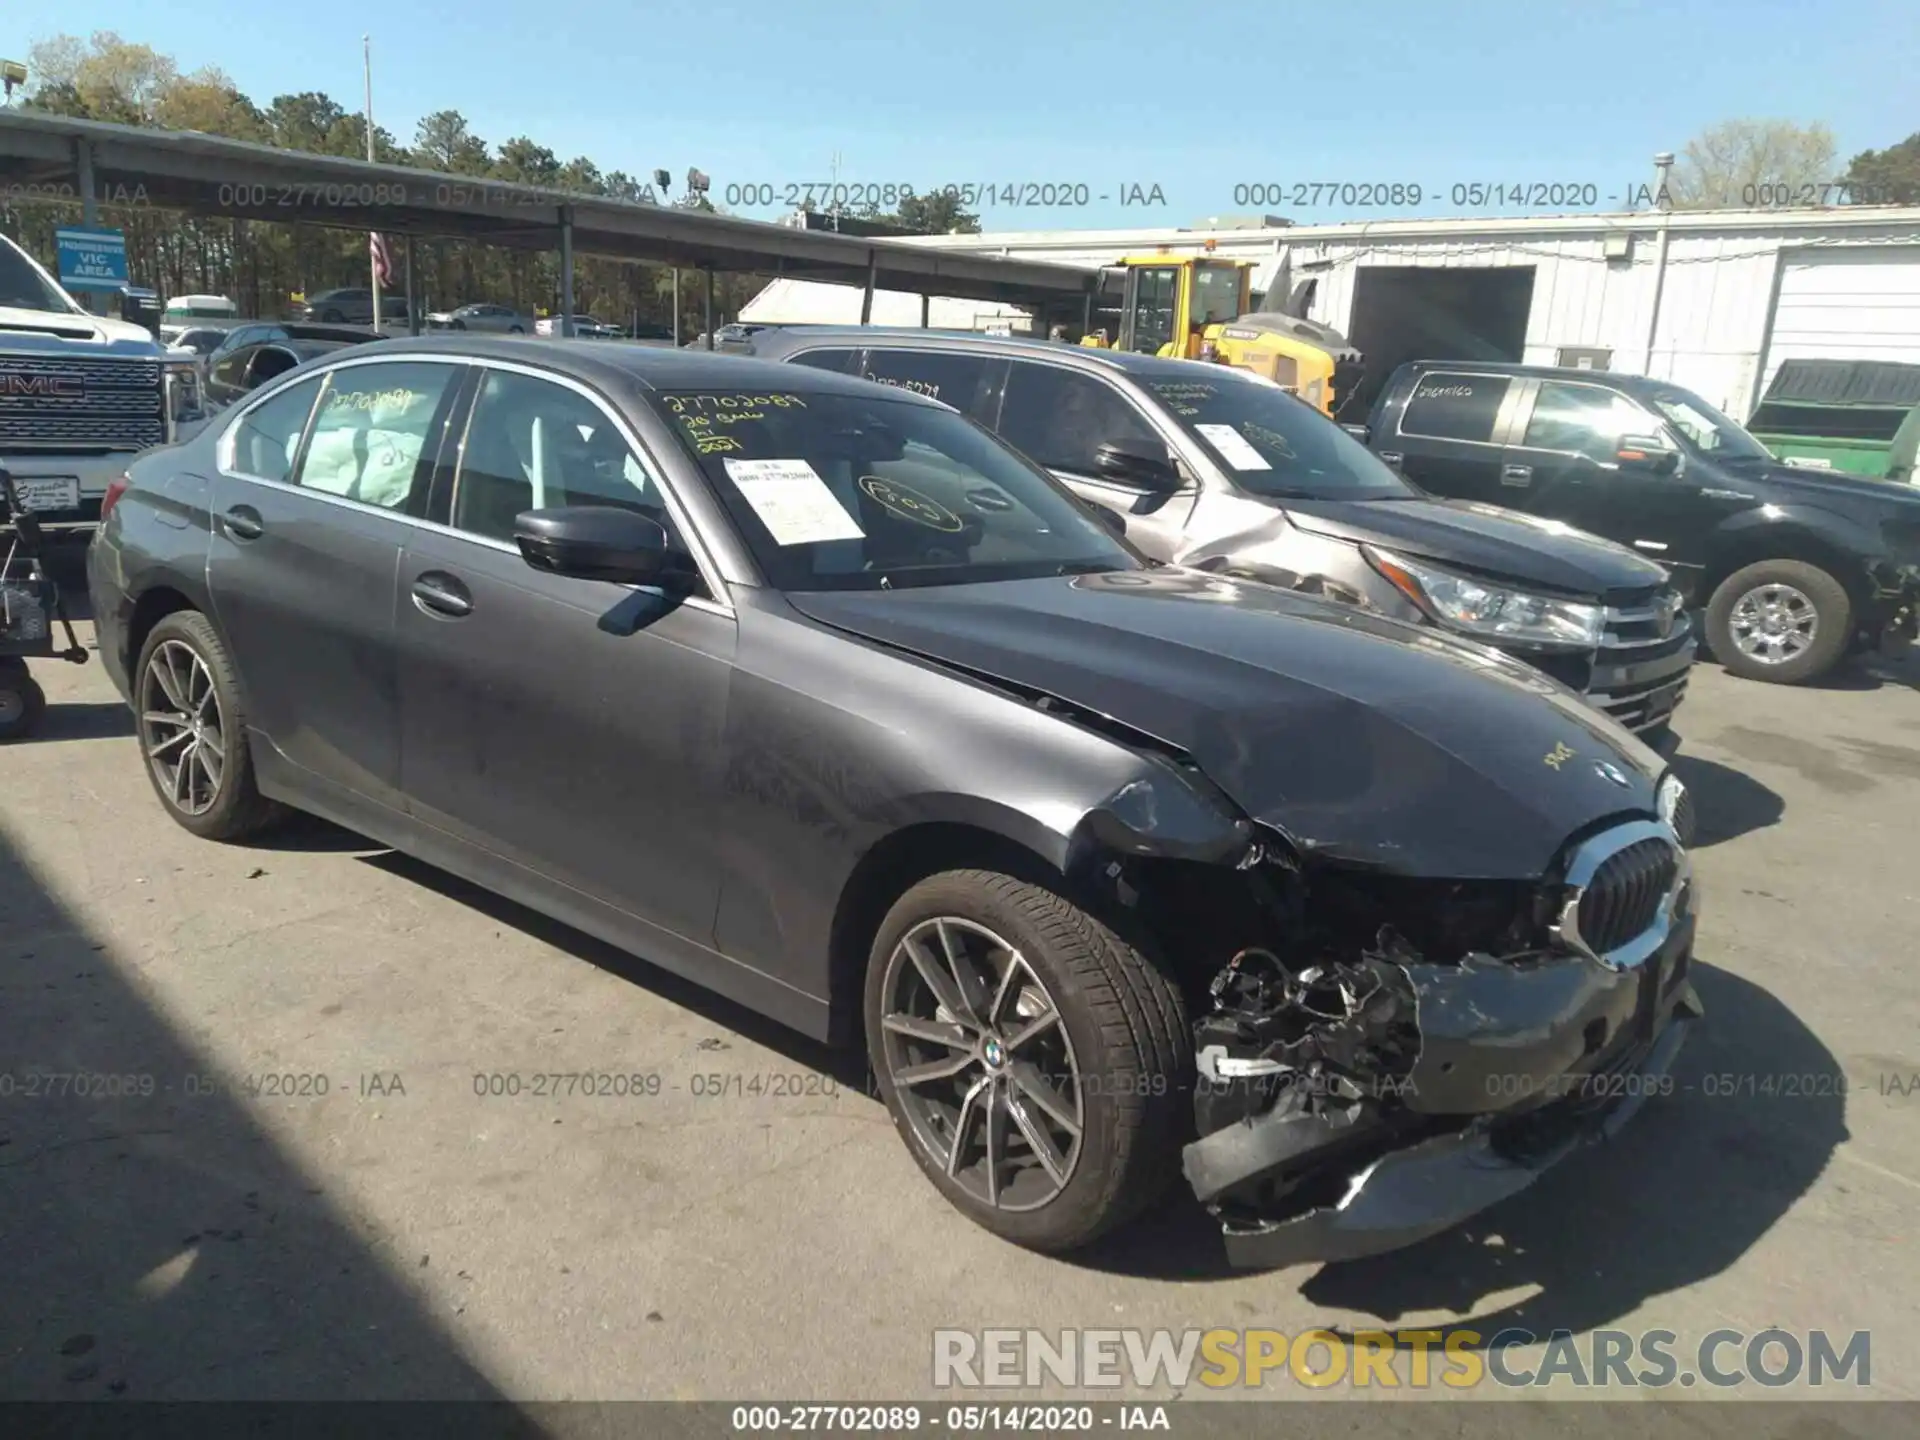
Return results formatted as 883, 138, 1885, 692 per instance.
744, 325, 1206, 383
350, 334, 951, 405
1395, 359, 1676, 389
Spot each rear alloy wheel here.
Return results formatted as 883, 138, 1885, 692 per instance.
135, 612, 282, 840
864, 869, 1189, 1253
1706, 560, 1851, 684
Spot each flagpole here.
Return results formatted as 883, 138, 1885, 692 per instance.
364, 35, 381, 332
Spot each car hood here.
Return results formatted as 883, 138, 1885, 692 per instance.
786, 568, 1664, 878
0, 307, 159, 347
1741, 461, 1920, 509
1278, 496, 1670, 597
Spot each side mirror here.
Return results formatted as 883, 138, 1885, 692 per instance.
1341, 423, 1372, 444
1094, 438, 1181, 491
1616, 436, 1680, 475
513, 506, 694, 587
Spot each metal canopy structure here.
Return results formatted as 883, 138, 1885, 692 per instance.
0, 109, 1098, 327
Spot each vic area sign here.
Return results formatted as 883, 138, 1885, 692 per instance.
55, 225, 129, 292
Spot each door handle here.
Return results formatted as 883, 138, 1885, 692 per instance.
223, 505, 264, 540
410, 572, 473, 618
1500, 464, 1534, 486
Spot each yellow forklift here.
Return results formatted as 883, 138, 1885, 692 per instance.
1080, 249, 1364, 417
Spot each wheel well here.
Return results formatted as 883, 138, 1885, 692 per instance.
825, 822, 1059, 1047
124, 587, 198, 676
1701, 528, 1869, 612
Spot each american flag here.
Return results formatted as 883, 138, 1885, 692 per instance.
370, 231, 395, 288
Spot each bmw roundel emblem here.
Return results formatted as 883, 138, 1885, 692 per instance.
1593, 761, 1631, 788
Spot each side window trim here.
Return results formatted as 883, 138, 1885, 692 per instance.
1394, 369, 1520, 447
441, 359, 732, 612
216, 355, 468, 515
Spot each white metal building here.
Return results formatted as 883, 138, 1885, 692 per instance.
741, 207, 1920, 419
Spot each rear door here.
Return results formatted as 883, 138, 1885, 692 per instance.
207, 357, 465, 814
990, 358, 1198, 557
1385, 369, 1522, 504
394, 362, 736, 946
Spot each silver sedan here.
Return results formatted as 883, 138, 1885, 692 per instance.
425, 303, 529, 334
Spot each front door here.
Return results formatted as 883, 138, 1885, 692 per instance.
1502, 379, 1693, 556
394, 363, 736, 946
206, 358, 463, 812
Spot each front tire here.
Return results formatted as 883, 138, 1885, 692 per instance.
134, 612, 283, 840
1706, 560, 1851, 684
863, 868, 1190, 1253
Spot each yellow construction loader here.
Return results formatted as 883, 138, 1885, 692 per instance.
1079, 251, 1364, 417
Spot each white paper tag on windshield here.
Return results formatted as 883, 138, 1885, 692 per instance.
1195, 423, 1272, 471
723, 458, 866, 545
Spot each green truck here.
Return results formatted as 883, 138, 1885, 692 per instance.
1749, 359, 1920, 484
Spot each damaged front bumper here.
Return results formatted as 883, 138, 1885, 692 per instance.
1182, 896, 1700, 1270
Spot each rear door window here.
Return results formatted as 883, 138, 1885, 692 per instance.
1398, 372, 1513, 443
295, 361, 459, 513
856, 349, 995, 413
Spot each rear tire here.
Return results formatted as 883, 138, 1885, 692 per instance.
0, 662, 47, 741
134, 612, 283, 841
1706, 560, 1851, 684
863, 868, 1190, 1253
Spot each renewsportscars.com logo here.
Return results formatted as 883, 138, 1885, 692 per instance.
932, 1327, 1872, 1391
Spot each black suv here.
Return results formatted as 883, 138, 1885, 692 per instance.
748, 328, 1695, 741
1360, 362, 1920, 684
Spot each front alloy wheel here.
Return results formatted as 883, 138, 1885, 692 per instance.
879, 917, 1085, 1212
863, 869, 1190, 1253
1728, 582, 1818, 666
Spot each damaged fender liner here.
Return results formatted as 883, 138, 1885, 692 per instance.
1183, 910, 1702, 1269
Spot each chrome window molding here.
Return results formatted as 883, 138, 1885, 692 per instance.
1550, 818, 1692, 971
212, 350, 735, 619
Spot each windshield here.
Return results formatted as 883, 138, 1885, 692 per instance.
1190, 263, 1244, 326
646, 388, 1144, 591
1647, 387, 1774, 462
0, 240, 81, 315
1147, 370, 1419, 499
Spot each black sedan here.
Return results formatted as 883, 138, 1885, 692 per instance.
87, 337, 1701, 1266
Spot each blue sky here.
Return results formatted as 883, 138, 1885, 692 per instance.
16, 0, 1920, 228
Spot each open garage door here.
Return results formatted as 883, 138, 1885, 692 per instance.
1759, 246, 1920, 406
1344, 265, 1534, 414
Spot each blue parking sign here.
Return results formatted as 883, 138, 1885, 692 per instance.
55, 225, 129, 292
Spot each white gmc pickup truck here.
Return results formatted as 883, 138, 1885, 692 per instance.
0, 232, 203, 539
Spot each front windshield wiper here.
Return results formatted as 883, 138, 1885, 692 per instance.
1055, 560, 1131, 576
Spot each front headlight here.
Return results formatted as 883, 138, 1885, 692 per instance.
163, 359, 204, 431
1364, 545, 1604, 647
